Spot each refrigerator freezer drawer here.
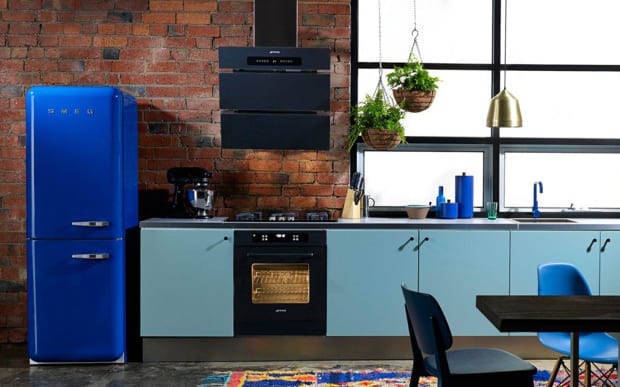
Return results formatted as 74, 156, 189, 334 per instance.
28, 239, 125, 362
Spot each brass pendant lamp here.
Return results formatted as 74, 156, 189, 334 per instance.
486, 0, 522, 128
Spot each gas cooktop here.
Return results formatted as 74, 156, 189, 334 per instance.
232, 211, 333, 222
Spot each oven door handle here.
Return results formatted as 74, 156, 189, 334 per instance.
246, 252, 315, 258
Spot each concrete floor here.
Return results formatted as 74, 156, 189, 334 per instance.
0, 344, 556, 387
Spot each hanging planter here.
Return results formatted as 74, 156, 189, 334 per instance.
387, 0, 440, 113
388, 56, 440, 113
361, 128, 402, 151
346, 91, 406, 151
392, 88, 436, 113
346, 0, 405, 152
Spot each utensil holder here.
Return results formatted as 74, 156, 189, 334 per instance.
341, 188, 361, 219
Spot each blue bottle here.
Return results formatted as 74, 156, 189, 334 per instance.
436, 186, 446, 217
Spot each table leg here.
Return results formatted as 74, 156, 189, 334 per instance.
570, 332, 580, 387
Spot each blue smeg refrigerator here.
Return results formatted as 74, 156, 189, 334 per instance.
26, 86, 137, 363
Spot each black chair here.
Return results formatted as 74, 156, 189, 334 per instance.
401, 284, 537, 387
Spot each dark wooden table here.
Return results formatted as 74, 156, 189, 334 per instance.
476, 295, 620, 387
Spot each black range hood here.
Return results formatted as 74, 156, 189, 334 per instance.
218, 0, 331, 151
254, 0, 297, 47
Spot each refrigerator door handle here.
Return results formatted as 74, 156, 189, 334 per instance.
71, 221, 110, 227
71, 253, 110, 260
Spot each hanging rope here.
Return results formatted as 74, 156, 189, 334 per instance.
408, 0, 423, 62
373, 0, 394, 104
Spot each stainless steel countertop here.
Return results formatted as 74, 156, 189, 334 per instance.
139, 217, 620, 230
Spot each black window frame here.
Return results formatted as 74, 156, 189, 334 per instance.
350, 0, 620, 218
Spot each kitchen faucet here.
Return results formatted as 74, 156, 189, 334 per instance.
532, 181, 543, 218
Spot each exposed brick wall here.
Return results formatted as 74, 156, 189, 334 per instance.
0, 0, 351, 343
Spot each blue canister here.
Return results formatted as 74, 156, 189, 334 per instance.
439, 201, 459, 219
455, 172, 474, 218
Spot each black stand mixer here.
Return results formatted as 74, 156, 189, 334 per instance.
167, 167, 214, 218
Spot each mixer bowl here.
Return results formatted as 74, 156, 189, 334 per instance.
186, 188, 214, 218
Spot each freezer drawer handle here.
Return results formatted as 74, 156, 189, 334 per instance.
71, 253, 110, 260
71, 221, 110, 227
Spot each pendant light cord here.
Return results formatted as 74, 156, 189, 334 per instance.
503, 0, 508, 89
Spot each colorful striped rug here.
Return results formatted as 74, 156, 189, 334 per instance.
198, 368, 617, 386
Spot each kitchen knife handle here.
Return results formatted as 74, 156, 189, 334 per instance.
354, 190, 362, 204
71, 253, 110, 260
350, 172, 361, 189
71, 221, 110, 227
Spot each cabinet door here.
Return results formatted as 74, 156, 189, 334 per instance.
418, 230, 510, 336
600, 231, 620, 295
141, 228, 233, 337
510, 231, 600, 296
326, 229, 418, 336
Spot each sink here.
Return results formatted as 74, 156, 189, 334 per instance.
512, 218, 576, 223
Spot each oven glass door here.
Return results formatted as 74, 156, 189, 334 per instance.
234, 244, 326, 335
251, 263, 310, 304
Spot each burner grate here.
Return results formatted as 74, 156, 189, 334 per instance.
233, 211, 331, 222
235, 212, 263, 221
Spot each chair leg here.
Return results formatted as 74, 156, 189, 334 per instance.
547, 357, 565, 387
409, 362, 423, 387
583, 361, 591, 387
589, 362, 617, 387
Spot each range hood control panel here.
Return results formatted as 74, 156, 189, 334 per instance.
248, 56, 302, 66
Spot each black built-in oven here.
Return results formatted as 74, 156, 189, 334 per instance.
234, 230, 326, 335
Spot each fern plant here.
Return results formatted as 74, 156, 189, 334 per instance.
346, 90, 406, 151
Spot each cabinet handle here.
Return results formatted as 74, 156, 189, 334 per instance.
414, 237, 429, 252
586, 238, 598, 253
224, 236, 229, 241
601, 238, 611, 252
398, 237, 415, 251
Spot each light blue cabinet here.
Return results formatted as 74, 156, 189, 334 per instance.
326, 229, 418, 336
510, 231, 600, 296
141, 228, 233, 337
600, 231, 620, 295
138, 226, 620, 339
418, 230, 510, 336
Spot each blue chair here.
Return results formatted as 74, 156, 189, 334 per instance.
401, 284, 537, 387
538, 263, 618, 387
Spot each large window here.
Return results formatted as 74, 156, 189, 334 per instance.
354, 0, 620, 214
360, 144, 490, 206
502, 146, 620, 211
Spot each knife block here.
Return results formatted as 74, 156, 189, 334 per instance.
341, 188, 361, 219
